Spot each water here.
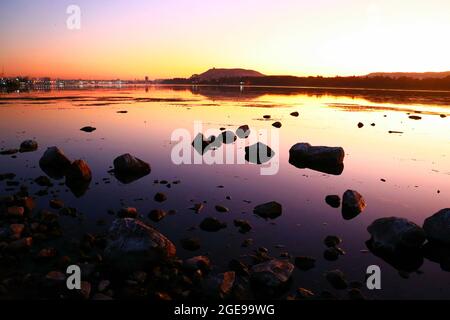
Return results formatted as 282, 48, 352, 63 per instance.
0, 85, 449, 299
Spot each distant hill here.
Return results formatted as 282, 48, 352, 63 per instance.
367, 71, 450, 80
191, 68, 265, 81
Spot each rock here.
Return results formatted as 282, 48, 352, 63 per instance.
7, 237, 32, 251
7, 206, 25, 218
191, 203, 204, 213
199, 217, 227, 232
104, 218, 176, 272
324, 235, 342, 247
236, 125, 250, 138
251, 259, 294, 289
423, 208, 450, 245
118, 207, 138, 218
184, 256, 211, 273
46, 271, 66, 282
80, 126, 96, 133
93, 293, 113, 300
192, 133, 212, 155
409, 115, 421, 120
200, 272, 235, 299
440, 114, 446, 118
253, 201, 282, 219
367, 217, 425, 252
49, 199, 64, 209
9, 224, 25, 239
98, 280, 110, 292
34, 175, 53, 187
233, 219, 252, 233
0, 149, 18, 155
66, 160, 92, 183
229, 259, 250, 277
39, 147, 71, 178
324, 270, 348, 290
180, 237, 201, 251
357, 122, 364, 128
19, 140, 38, 152
154, 192, 167, 203
221, 131, 237, 144
79, 281, 91, 299
263, 115, 271, 119
325, 195, 340, 208
245, 142, 275, 164
289, 143, 345, 175
148, 209, 167, 222
323, 247, 340, 261
295, 288, 315, 299
342, 190, 366, 220
272, 121, 282, 128
294, 256, 316, 270
113, 154, 151, 183
290, 111, 299, 117
215, 205, 229, 213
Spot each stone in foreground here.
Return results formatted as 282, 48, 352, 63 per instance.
342, 190, 366, 220
104, 218, 176, 272
113, 153, 151, 183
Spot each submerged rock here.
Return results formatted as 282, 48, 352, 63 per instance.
19, 140, 38, 152
236, 125, 250, 138
113, 153, 151, 183
251, 259, 294, 291
148, 209, 167, 222
244, 142, 275, 164
253, 201, 282, 219
367, 217, 425, 252
289, 143, 345, 175
199, 217, 227, 232
324, 270, 348, 290
39, 147, 72, 179
154, 192, 167, 203
104, 218, 176, 272
423, 208, 450, 245
342, 190, 366, 220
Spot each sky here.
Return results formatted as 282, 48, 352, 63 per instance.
1, 0, 450, 79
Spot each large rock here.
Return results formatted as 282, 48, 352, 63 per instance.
289, 143, 344, 175
423, 209, 450, 245
104, 218, 176, 272
113, 154, 151, 183
39, 147, 71, 178
367, 217, 425, 252
245, 143, 275, 164
65, 160, 92, 197
342, 190, 366, 220
251, 259, 294, 290
253, 201, 282, 219
19, 140, 38, 153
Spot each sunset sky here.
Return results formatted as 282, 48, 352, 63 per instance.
1, 0, 450, 79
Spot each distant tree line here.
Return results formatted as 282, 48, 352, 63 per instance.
162, 75, 450, 90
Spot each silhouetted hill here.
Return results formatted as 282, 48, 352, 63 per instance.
191, 68, 265, 81
367, 71, 450, 80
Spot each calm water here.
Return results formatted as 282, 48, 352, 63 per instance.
1, 86, 449, 299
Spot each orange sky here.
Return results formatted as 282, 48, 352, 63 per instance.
1, 0, 450, 79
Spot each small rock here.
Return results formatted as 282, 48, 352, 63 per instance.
221, 131, 237, 144
348, 288, 365, 300
233, 219, 252, 233
342, 190, 366, 220
236, 125, 250, 138
357, 122, 364, 128
46, 271, 66, 282
19, 140, 38, 152
263, 115, 271, 119
290, 111, 299, 117
180, 237, 201, 251
149, 209, 167, 222
294, 256, 316, 270
253, 201, 282, 219
215, 205, 229, 213
80, 126, 96, 133
323, 247, 340, 261
49, 199, 64, 209
199, 217, 227, 232
296, 288, 315, 299
409, 115, 422, 120
324, 235, 342, 247
34, 176, 53, 187
245, 142, 275, 164
272, 121, 282, 128
7, 206, 24, 218
251, 259, 294, 289
325, 195, 341, 208
289, 143, 345, 175
324, 270, 348, 290
184, 256, 211, 273
154, 192, 167, 203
